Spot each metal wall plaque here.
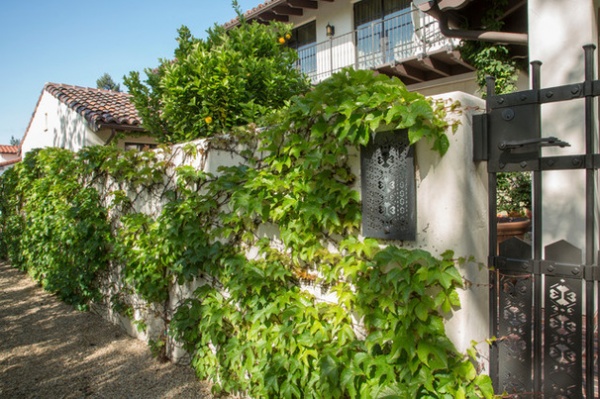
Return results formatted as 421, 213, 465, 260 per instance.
361, 129, 415, 240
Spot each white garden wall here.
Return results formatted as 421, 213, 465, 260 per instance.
93, 92, 489, 368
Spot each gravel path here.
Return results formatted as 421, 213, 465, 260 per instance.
0, 261, 216, 399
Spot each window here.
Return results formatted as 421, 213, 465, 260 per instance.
124, 142, 157, 151
354, 0, 414, 69
289, 21, 317, 78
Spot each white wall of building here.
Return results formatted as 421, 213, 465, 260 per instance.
405, 92, 489, 360
288, 0, 354, 45
21, 90, 95, 156
21, 90, 155, 158
21, 91, 63, 156
529, 0, 600, 260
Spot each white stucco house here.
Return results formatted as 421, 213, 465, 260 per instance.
20, 83, 156, 158
0, 145, 20, 175
224, 0, 491, 95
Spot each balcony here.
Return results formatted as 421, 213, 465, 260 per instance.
294, 9, 474, 85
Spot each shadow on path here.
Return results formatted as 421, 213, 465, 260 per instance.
0, 262, 212, 399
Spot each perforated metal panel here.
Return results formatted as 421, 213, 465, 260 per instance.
361, 129, 415, 240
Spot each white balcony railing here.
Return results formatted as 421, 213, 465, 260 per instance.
295, 9, 455, 83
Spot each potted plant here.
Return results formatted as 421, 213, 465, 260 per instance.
496, 171, 532, 246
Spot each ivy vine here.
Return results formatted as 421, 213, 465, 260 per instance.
458, 0, 525, 95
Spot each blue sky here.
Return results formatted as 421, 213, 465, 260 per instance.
0, 0, 260, 145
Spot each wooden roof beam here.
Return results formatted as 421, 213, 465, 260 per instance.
287, 0, 318, 9
417, 56, 451, 77
273, 5, 303, 16
257, 12, 290, 22
394, 63, 426, 82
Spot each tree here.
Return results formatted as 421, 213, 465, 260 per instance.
96, 73, 121, 92
9, 136, 20, 146
124, 4, 310, 143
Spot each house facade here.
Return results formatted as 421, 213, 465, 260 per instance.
20, 83, 156, 158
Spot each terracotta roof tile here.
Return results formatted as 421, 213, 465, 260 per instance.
44, 83, 143, 131
0, 145, 19, 154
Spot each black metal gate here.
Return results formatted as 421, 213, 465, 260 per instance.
474, 46, 599, 398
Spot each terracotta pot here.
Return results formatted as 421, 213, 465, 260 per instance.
497, 217, 531, 249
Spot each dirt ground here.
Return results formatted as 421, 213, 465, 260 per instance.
0, 261, 216, 399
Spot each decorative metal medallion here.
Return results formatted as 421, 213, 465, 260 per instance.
361, 129, 415, 240
544, 276, 582, 398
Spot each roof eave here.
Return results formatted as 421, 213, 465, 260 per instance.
96, 122, 148, 133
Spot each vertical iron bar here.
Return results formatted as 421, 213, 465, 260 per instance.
486, 75, 499, 391
530, 60, 543, 396
583, 43, 596, 399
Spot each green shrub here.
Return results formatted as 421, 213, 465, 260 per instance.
124, 7, 310, 143
1, 148, 111, 309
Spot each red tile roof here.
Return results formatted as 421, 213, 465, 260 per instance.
0, 145, 19, 154
44, 83, 144, 131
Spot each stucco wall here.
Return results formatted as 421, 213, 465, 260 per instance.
21, 91, 62, 156
529, 0, 600, 258
418, 92, 488, 360
21, 91, 97, 156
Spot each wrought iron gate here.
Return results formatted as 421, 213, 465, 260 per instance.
474, 46, 599, 398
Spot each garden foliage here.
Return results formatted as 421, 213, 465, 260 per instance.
0, 68, 493, 398
0, 148, 111, 309
124, 10, 310, 143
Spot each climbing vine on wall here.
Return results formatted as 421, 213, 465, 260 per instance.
0, 148, 112, 309
0, 69, 493, 398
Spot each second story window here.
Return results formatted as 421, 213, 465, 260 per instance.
354, 0, 414, 68
289, 21, 317, 79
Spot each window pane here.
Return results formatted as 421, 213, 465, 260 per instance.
384, 0, 411, 16
354, 0, 381, 29
291, 21, 317, 77
384, 7, 414, 61
291, 21, 316, 48
354, 0, 415, 65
